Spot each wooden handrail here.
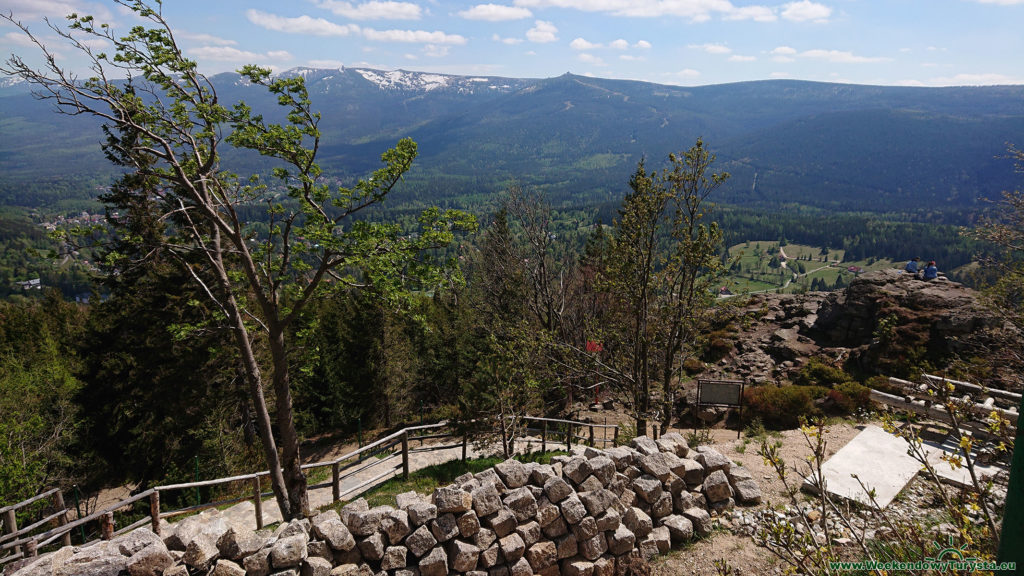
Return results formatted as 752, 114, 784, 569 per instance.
1, 489, 154, 555
156, 471, 266, 492
921, 374, 1023, 402
524, 416, 619, 429
1, 414, 615, 555
0, 489, 61, 515
0, 510, 67, 545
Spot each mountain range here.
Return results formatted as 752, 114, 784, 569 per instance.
2, 67, 1023, 213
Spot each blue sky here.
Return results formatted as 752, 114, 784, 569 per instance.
3, 0, 1023, 86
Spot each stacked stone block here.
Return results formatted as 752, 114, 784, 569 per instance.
10, 433, 762, 576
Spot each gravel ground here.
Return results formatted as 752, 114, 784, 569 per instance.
651, 421, 864, 576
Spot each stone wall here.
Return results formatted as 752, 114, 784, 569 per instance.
10, 433, 762, 576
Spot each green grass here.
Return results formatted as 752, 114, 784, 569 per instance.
346, 451, 567, 508
724, 240, 899, 294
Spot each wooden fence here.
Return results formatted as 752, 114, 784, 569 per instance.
0, 415, 618, 566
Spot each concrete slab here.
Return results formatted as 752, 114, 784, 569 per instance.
803, 425, 922, 508
922, 436, 1005, 489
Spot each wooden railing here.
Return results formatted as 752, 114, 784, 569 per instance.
0, 415, 618, 565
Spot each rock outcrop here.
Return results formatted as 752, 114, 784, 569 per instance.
702, 269, 1021, 389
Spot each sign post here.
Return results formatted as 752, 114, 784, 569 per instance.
695, 379, 745, 439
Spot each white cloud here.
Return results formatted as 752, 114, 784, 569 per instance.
513, 0, 778, 23
931, 72, 1024, 85
248, 10, 465, 45
770, 45, 796, 62
768, 46, 890, 63
247, 10, 358, 36
609, 39, 630, 50
459, 4, 533, 20
526, 20, 558, 43
315, 1, 422, 20
800, 49, 889, 63
307, 59, 345, 68
690, 43, 731, 54
188, 46, 293, 63
780, 1, 831, 22
724, 5, 777, 22
361, 27, 467, 44
2, 32, 39, 48
728, 54, 756, 62
424, 44, 450, 57
662, 68, 701, 84
492, 33, 524, 44
620, 54, 645, 61
2, 0, 115, 23
570, 37, 602, 50
578, 53, 606, 65
78, 37, 110, 50
635, 40, 652, 49
179, 32, 238, 46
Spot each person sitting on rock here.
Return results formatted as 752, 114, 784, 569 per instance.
922, 260, 939, 280
904, 257, 921, 276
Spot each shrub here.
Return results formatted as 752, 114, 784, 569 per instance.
792, 357, 851, 387
681, 357, 705, 375
863, 375, 896, 394
827, 381, 872, 414
743, 385, 827, 429
701, 329, 734, 362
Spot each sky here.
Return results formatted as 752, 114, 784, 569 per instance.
2, 0, 1023, 87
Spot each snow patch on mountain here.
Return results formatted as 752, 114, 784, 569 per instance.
355, 69, 452, 92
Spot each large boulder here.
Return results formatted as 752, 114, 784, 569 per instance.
434, 487, 473, 514
164, 510, 229, 551
126, 543, 174, 576
702, 469, 732, 503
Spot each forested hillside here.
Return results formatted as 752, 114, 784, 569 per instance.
2, 70, 1022, 214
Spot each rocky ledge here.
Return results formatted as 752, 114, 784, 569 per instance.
704, 269, 1021, 390
9, 434, 762, 576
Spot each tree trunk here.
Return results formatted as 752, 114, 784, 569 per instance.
270, 327, 308, 519
210, 224, 293, 520
226, 296, 291, 520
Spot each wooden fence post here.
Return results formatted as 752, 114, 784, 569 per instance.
332, 463, 341, 504
252, 477, 263, 530
401, 431, 410, 480
149, 491, 161, 537
100, 512, 114, 541
461, 434, 468, 462
613, 425, 620, 445
499, 417, 509, 458
53, 491, 72, 547
589, 425, 595, 447
24, 539, 37, 558
541, 420, 547, 453
5, 509, 20, 555
566, 423, 572, 451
